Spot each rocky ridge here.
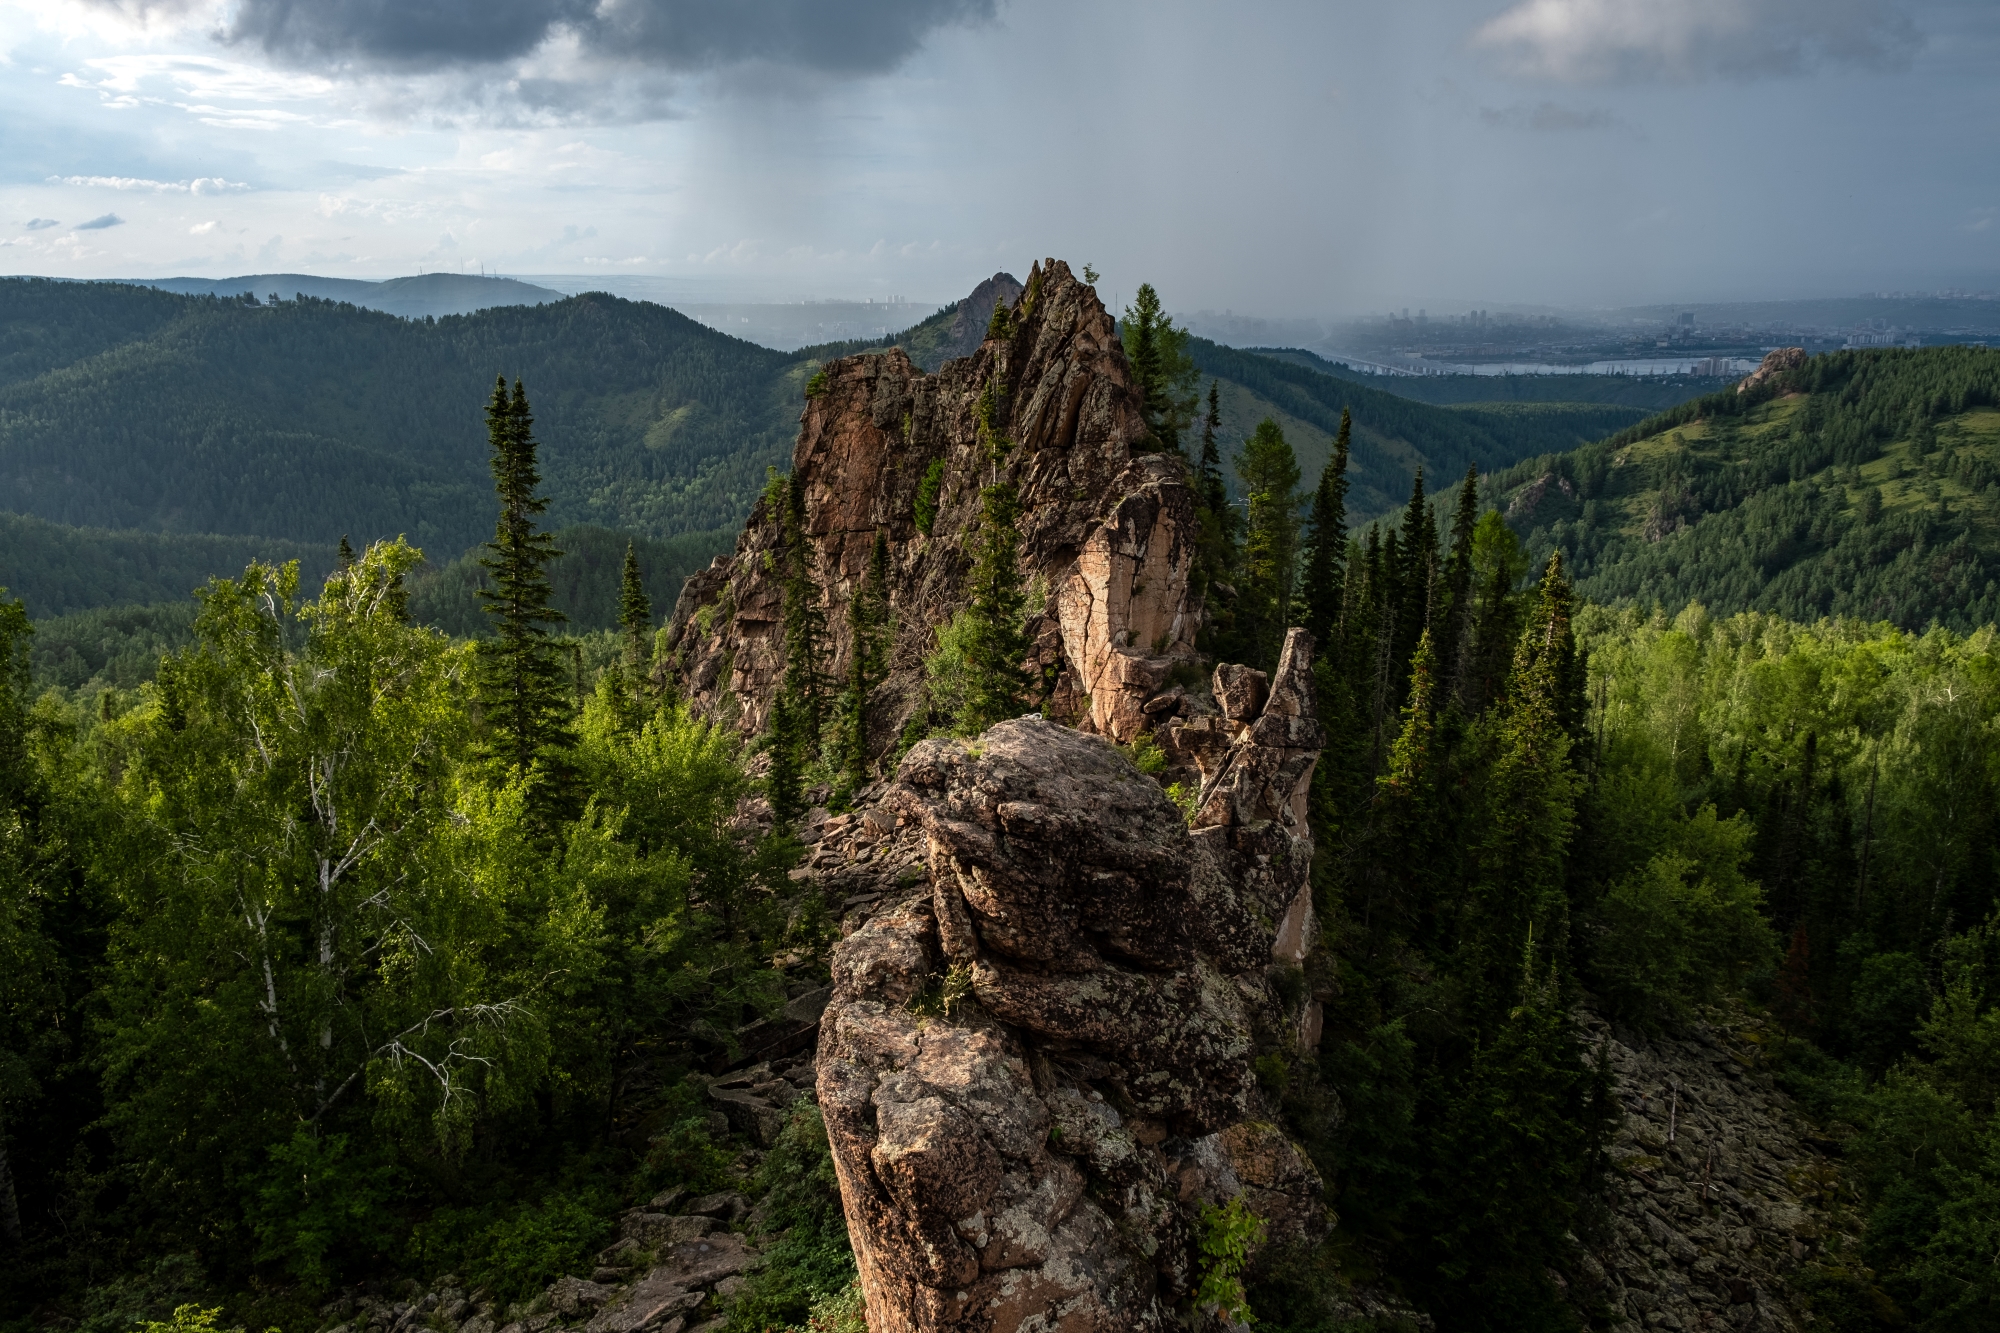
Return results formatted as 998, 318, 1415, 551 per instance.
814, 632, 1331, 1332
666, 257, 1206, 749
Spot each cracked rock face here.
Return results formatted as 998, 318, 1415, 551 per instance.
816, 632, 1326, 1333
666, 258, 1204, 748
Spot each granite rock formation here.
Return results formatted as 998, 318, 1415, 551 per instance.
666, 258, 1204, 749
1738, 346, 1806, 394
814, 632, 1328, 1333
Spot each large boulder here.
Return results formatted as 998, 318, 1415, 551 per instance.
816, 632, 1327, 1332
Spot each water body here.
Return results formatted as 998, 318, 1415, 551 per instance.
1326, 352, 1764, 378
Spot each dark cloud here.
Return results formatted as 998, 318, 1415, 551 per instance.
25, 218, 60, 230
75, 214, 125, 230
219, 0, 995, 74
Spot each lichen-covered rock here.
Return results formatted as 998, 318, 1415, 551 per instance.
817, 635, 1328, 1333
666, 259, 1204, 749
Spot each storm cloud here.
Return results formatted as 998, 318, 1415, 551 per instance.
217, 0, 996, 74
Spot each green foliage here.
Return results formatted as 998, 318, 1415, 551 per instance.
1236, 418, 1303, 672
250, 1130, 402, 1292
913, 458, 946, 536
1586, 805, 1776, 1030
1195, 1196, 1268, 1324
953, 483, 1034, 735
475, 378, 576, 802
1120, 284, 1198, 453
722, 1107, 855, 1333
1494, 346, 2000, 631
804, 368, 830, 398
984, 300, 1015, 341
477, 1194, 611, 1303
135, 1306, 234, 1333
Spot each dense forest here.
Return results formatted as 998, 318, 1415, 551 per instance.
1484, 346, 2000, 630
4, 303, 1997, 1333
0, 279, 805, 553
1161, 376, 2000, 1330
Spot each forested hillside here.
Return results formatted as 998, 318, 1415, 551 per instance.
0, 279, 804, 553
1488, 346, 2000, 629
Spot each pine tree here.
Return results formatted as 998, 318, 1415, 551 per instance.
474, 376, 573, 800
1391, 469, 1436, 699
1236, 418, 1303, 673
1439, 467, 1480, 706
1371, 628, 1441, 937
767, 689, 807, 830
619, 542, 652, 675
839, 531, 892, 787
1300, 408, 1351, 650
1463, 553, 1581, 1010
337, 534, 356, 571
958, 483, 1032, 734
1198, 381, 1229, 519
779, 473, 831, 744
1121, 284, 1196, 454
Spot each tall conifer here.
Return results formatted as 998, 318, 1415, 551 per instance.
958, 483, 1032, 733
619, 542, 651, 675
1439, 466, 1480, 704
1236, 418, 1303, 673
839, 531, 892, 786
474, 376, 572, 800
779, 473, 830, 745
1198, 381, 1228, 520
1300, 409, 1350, 650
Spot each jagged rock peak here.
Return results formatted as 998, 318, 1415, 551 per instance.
667, 257, 1207, 752
938, 271, 1027, 365
815, 631, 1328, 1333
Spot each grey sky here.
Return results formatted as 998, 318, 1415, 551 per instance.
2, 1, 1994, 315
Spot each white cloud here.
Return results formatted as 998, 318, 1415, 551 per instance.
189, 219, 217, 233
1474, 0, 1922, 83
51, 174, 251, 192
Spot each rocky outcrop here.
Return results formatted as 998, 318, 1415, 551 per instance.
666, 258, 1204, 750
814, 632, 1327, 1333
1572, 1007, 1853, 1333
1738, 347, 1806, 394
927, 272, 1028, 368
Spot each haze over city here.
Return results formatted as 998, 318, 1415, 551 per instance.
3, 0, 1997, 314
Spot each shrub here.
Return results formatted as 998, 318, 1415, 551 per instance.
722, 1106, 856, 1333
913, 458, 946, 536
1195, 1196, 1267, 1324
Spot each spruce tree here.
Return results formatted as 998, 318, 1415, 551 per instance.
767, 690, 806, 829
337, 534, 356, 571
1300, 408, 1351, 649
958, 483, 1032, 733
1439, 467, 1480, 705
779, 473, 830, 744
474, 376, 573, 798
839, 531, 892, 787
1121, 284, 1196, 454
1463, 553, 1581, 1010
619, 542, 652, 676
1370, 627, 1441, 938
1236, 417, 1303, 673
1198, 381, 1229, 519
1391, 469, 1435, 696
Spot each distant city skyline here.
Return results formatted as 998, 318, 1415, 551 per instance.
3, 1, 1996, 315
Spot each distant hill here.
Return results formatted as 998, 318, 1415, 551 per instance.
1, 267, 1659, 643
0, 278, 804, 556
1186, 338, 1649, 520
115, 271, 565, 319
1488, 346, 2000, 630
